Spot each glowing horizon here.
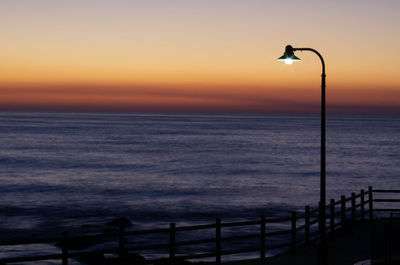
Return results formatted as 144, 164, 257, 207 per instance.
1, 1, 400, 114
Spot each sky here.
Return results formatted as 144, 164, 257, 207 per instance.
1, 0, 400, 114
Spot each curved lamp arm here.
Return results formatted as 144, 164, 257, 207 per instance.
293, 47, 325, 76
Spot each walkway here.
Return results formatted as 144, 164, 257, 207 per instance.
226, 219, 400, 265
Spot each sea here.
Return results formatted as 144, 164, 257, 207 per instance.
0, 112, 399, 263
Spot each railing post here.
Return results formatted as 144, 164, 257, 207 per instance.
119, 226, 125, 262
341, 195, 346, 227
291, 212, 296, 253
330, 199, 335, 237
305, 206, 310, 245
351, 192, 356, 221
260, 216, 266, 263
369, 186, 374, 220
216, 218, 221, 265
169, 223, 176, 263
360, 189, 365, 221
62, 232, 68, 265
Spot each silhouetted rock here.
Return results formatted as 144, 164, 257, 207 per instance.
105, 217, 132, 229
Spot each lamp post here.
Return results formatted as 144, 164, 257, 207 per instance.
278, 45, 327, 264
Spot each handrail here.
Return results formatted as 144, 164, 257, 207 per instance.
220, 247, 260, 255
345, 197, 353, 202
334, 200, 342, 206
374, 208, 400, 212
128, 243, 170, 251
175, 238, 216, 246
178, 252, 216, 260
221, 233, 260, 242
2, 186, 399, 265
309, 218, 319, 226
125, 227, 171, 236
175, 223, 216, 232
309, 208, 320, 214
373, 189, 400, 193
221, 220, 260, 227
373, 199, 400, 202
265, 229, 292, 237
0, 237, 59, 246
0, 254, 63, 264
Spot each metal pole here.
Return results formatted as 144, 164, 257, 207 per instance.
280, 45, 327, 263
320, 64, 327, 264
293, 47, 327, 264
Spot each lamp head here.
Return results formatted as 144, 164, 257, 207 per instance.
277, 45, 300, 64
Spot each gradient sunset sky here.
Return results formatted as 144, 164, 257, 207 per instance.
1, 0, 399, 114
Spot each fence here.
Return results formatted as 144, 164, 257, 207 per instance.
0, 186, 399, 265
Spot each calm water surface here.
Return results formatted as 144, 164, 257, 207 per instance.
0, 112, 399, 257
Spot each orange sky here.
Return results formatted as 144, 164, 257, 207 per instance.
1, 1, 399, 114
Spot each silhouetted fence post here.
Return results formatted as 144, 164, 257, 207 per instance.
4, 186, 399, 265
351, 192, 356, 221
260, 216, 266, 262
330, 199, 335, 236
119, 226, 125, 262
291, 212, 296, 253
62, 232, 68, 265
341, 195, 346, 227
305, 206, 310, 245
369, 186, 374, 220
169, 223, 176, 263
216, 218, 221, 265
360, 189, 365, 221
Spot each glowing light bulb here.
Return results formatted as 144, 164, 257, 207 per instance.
285, 59, 293, 65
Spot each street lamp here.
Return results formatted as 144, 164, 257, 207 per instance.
278, 45, 327, 264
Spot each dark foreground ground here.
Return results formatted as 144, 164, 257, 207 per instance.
225, 218, 400, 265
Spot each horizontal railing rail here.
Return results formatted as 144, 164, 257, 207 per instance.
2, 186, 398, 265
373, 189, 400, 193
371, 188, 400, 214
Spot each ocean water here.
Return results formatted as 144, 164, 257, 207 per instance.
0, 112, 399, 260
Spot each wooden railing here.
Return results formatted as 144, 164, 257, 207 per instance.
1, 186, 399, 264
370, 187, 400, 216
